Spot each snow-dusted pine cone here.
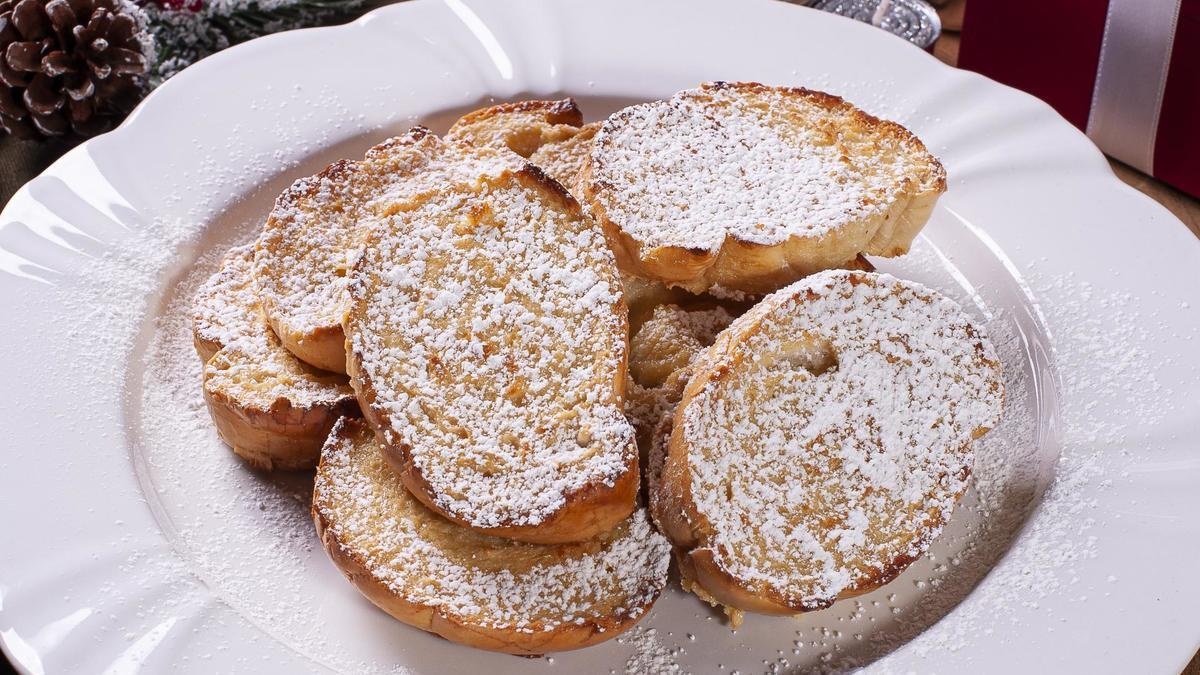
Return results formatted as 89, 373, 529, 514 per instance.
0, 0, 149, 138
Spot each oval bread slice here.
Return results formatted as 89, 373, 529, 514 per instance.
313, 417, 671, 655
654, 270, 1003, 614
344, 166, 639, 544
581, 82, 946, 293
254, 127, 524, 373
193, 244, 358, 470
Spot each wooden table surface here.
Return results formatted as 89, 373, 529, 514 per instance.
0, 1, 1195, 672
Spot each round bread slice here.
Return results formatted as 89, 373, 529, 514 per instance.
344, 166, 638, 544
581, 82, 946, 293
654, 270, 1003, 615
254, 127, 525, 373
447, 98, 601, 197
313, 417, 671, 655
193, 244, 358, 470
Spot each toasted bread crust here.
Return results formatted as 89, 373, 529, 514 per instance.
203, 378, 358, 471
448, 98, 584, 158
194, 245, 359, 470
449, 100, 601, 197
655, 271, 1002, 615
344, 166, 638, 544
581, 82, 945, 293
255, 127, 525, 373
313, 418, 670, 655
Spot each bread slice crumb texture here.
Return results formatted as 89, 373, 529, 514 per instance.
313, 418, 670, 653
670, 270, 1002, 611
583, 82, 944, 291
195, 244, 355, 411
345, 167, 637, 537
447, 98, 601, 198
254, 127, 524, 372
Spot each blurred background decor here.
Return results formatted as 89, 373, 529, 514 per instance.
0, 0, 380, 141
958, 0, 1198, 198
0, 0, 1194, 243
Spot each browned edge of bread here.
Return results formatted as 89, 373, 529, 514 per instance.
312, 418, 658, 655
343, 165, 639, 544
580, 82, 945, 294
204, 386, 358, 471
651, 275, 947, 615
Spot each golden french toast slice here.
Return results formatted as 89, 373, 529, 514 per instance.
581, 82, 946, 293
193, 245, 358, 470
344, 167, 638, 544
447, 98, 601, 196
254, 127, 524, 373
623, 256, 871, 453
629, 304, 736, 388
655, 270, 1003, 616
313, 418, 670, 655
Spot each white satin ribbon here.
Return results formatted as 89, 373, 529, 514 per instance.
1086, 0, 1183, 173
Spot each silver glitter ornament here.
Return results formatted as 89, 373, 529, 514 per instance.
809, 0, 942, 49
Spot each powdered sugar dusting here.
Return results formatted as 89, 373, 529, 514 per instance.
347, 170, 636, 529
618, 626, 684, 674
254, 128, 524, 340
587, 82, 928, 252
195, 244, 354, 408
315, 419, 670, 633
123, 192, 1158, 672
193, 244, 261, 355
51, 87, 1181, 672
678, 270, 1004, 608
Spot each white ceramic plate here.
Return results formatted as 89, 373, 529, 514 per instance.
2, 0, 1198, 672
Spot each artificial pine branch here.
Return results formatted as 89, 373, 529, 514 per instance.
139, 0, 374, 85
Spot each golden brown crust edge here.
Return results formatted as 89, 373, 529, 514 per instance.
262, 318, 348, 375
202, 378, 358, 471
580, 82, 946, 294
450, 98, 583, 131
312, 496, 651, 655
343, 166, 638, 544
448, 98, 584, 158
650, 285, 961, 615
254, 157, 366, 375
311, 419, 658, 655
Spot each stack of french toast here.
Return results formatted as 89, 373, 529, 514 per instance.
191, 82, 1004, 655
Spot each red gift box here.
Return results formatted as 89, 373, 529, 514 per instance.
958, 0, 1199, 197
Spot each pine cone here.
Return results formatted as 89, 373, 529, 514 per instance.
0, 0, 148, 139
